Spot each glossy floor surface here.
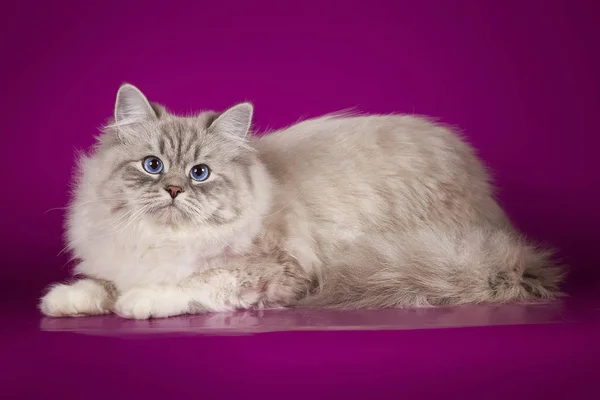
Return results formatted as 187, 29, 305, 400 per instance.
36, 299, 587, 335
3, 291, 600, 399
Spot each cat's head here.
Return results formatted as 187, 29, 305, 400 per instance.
74, 84, 270, 230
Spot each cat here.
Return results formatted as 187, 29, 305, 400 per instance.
39, 83, 564, 319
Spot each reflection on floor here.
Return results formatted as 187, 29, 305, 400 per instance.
38, 299, 593, 336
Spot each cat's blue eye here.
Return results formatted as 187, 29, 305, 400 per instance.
190, 164, 210, 182
142, 156, 164, 174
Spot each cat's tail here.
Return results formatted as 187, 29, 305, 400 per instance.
298, 226, 566, 309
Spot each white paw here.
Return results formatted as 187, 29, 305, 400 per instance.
40, 280, 112, 317
114, 287, 190, 320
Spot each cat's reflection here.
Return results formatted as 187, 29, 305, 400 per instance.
40, 300, 567, 337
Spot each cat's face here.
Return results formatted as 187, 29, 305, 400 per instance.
87, 84, 261, 228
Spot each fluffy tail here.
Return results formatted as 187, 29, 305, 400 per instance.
299, 227, 565, 309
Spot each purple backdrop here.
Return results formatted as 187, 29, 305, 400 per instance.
1, 0, 599, 398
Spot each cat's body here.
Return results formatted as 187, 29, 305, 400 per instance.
40, 84, 563, 319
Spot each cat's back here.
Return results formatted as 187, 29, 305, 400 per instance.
253, 112, 506, 251
253, 113, 486, 185
256, 113, 444, 152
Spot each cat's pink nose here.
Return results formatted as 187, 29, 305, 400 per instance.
166, 185, 183, 199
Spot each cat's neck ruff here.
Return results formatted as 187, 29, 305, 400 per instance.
71, 202, 265, 290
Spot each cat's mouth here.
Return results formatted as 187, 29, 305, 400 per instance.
149, 201, 186, 224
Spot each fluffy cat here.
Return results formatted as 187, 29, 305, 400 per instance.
39, 84, 564, 319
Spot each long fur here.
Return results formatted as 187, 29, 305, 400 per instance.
39, 84, 565, 319
300, 227, 564, 308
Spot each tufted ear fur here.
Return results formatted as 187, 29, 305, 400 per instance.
114, 83, 157, 124
208, 102, 254, 139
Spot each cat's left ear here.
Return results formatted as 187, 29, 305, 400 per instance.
114, 83, 157, 124
209, 102, 254, 139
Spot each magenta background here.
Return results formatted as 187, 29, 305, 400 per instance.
2, 0, 599, 297
1, 0, 599, 398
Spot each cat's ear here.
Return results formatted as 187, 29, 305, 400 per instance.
114, 83, 157, 124
209, 102, 254, 139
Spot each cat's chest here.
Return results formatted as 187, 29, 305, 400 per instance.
78, 228, 227, 290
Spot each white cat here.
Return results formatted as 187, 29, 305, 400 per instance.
39, 84, 563, 319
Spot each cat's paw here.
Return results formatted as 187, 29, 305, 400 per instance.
114, 287, 190, 320
39, 280, 112, 317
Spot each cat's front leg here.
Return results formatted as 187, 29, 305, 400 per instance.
114, 255, 315, 319
113, 269, 256, 320
39, 278, 116, 317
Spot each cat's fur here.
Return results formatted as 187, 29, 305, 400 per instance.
39, 84, 564, 319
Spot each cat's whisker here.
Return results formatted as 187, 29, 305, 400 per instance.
59, 203, 154, 254
263, 206, 287, 219
44, 195, 128, 214
110, 205, 150, 235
